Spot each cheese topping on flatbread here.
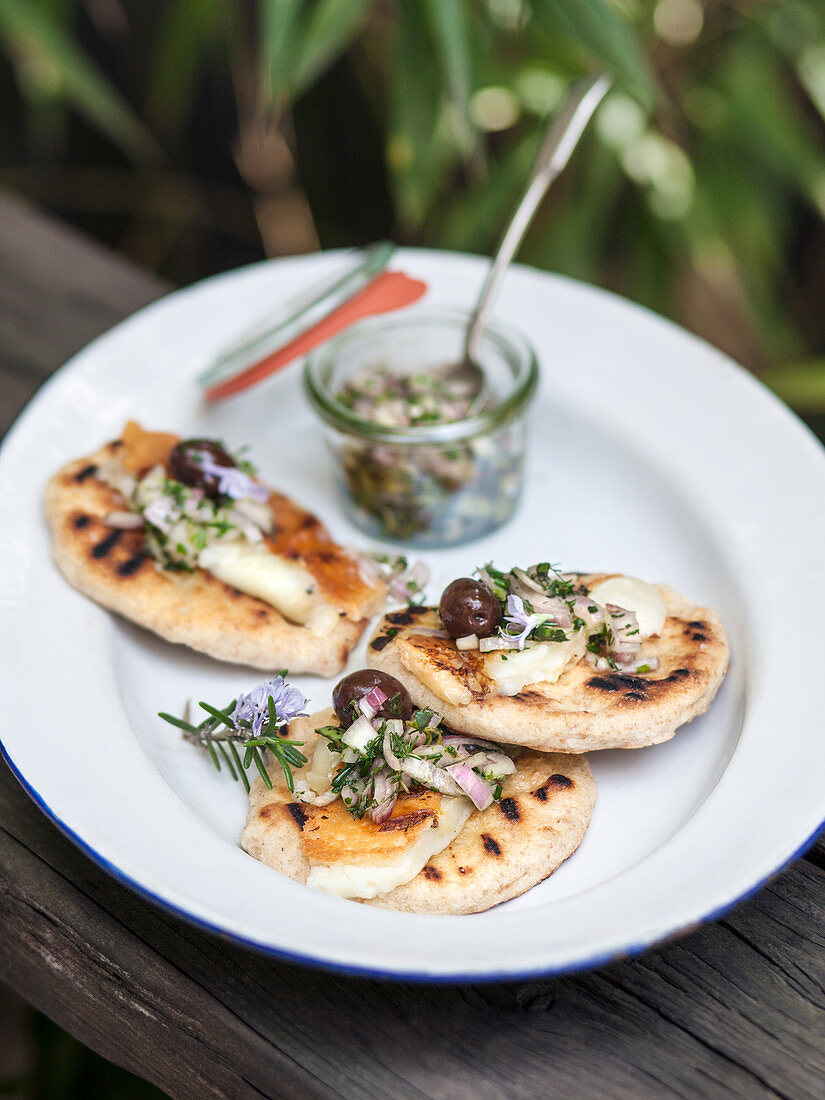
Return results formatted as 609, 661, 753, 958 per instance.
367, 579, 729, 753
303, 791, 472, 899
241, 710, 598, 913
105, 422, 385, 625
241, 712, 472, 899
44, 425, 385, 674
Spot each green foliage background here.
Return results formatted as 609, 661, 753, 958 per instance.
2, 0, 825, 411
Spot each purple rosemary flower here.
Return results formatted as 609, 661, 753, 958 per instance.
197, 453, 269, 502
230, 677, 308, 737
503, 593, 539, 650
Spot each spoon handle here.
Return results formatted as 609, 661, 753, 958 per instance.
465, 72, 612, 361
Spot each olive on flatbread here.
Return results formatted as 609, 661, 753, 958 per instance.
367, 577, 729, 753
44, 425, 385, 676
241, 710, 597, 914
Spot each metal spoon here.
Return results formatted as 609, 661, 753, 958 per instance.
450, 72, 612, 402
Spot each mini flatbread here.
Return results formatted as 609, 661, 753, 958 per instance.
45, 427, 384, 676
367, 576, 729, 752
241, 710, 597, 914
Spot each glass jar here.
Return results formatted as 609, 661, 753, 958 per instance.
304, 309, 538, 548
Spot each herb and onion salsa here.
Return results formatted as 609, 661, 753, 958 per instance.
304, 310, 538, 548
160, 669, 515, 821
98, 436, 272, 572
440, 563, 666, 674
337, 366, 475, 429
333, 363, 524, 545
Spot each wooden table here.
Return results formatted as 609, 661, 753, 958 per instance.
1, 188, 824, 1099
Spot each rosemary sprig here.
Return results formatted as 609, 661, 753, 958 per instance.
159, 692, 307, 793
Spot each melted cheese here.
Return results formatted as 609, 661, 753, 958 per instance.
198, 541, 338, 634
305, 795, 471, 899
588, 575, 666, 637
409, 658, 475, 706
485, 632, 587, 696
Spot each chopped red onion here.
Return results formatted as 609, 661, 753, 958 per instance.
441, 733, 505, 753
359, 686, 388, 719
342, 714, 377, 753
458, 752, 489, 771
479, 752, 517, 778
367, 771, 397, 823
355, 552, 383, 587
573, 594, 604, 630
509, 570, 572, 625
358, 698, 376, 721
621, 655, 660, 674
479, 635, 520, 653
402, 756, 462, 795
292, 782, 338, 807
446, 764, 494, 810
389, 559, 430, 602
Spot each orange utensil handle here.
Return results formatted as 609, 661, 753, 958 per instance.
205, 270, 427, 402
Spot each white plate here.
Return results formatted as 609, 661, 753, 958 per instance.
2, 250, 824, 982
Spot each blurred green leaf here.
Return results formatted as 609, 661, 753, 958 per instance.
715, 37, 825, 213
531, 0, 655, 108
688, 141, 804, 361
421, 0, 478, 158
433, 131, 539, 251
146, 0, 229, 133
290, 0, 377, 100
521, 137, 625, 282
389, 0, 456, 229
757, 0, 825, 53
762, 361, 825, 412
260, 0, 304, 102
0, 0, 161, 161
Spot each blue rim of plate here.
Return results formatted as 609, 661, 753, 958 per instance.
4, 249, 825, 984
3, 738, 823, 984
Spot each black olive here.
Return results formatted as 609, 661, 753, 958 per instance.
439, 577, 502, 639
332, 669, 413, 728
169, 439, 235, 499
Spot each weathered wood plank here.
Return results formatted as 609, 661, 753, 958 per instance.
2, 757, 824, 1100
0, 824, 322, 1099
0, 189, 168, 436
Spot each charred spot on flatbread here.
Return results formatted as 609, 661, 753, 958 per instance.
91, 528, 123, 559
117, 552, 147, 577
499, 797, 520, 822
384, 606, 431, 628
287, 803, 308, 829
481, 834, 502, 857
532, 774, 574, 801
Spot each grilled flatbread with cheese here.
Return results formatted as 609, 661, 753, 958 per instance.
367, 578, 729, 752
241, 710, 597, 913
45, 424, 385, 676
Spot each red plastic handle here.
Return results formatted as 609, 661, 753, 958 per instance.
205, 270, 427, 402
